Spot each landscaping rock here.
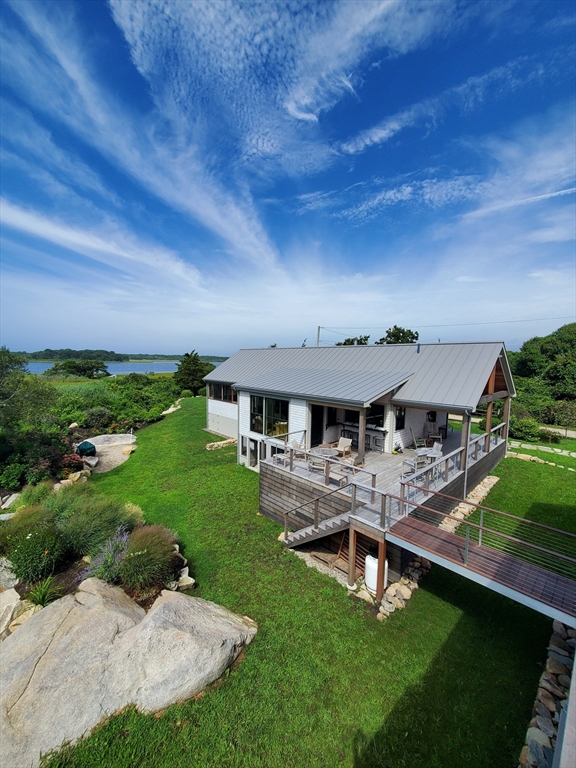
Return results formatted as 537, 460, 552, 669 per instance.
546, 656, 570, 676
8, 604, 42, 632
536, 688, 557, 713
0, 589, 23, 641
552, 620, 567, 640
0, 512, 15, 522
526, 727, 551, 749
1, 493, 20, 510
0, 578, 257, 768
0, 557, 17, 590
549, 634, 569, 653
396, 585, 411, 600
535, 715, 556, 738
558, 674, 571, 689
82, 456, 99, 468
122, 445, 137, 455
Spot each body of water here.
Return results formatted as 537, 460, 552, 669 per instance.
27, 361, 181, 375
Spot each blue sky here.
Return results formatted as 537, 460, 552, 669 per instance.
0, 0, 574, 355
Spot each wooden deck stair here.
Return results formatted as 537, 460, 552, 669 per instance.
284, 512, 351, 547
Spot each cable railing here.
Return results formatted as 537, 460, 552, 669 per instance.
282, 482, 352, 540
398, 485, 576, 581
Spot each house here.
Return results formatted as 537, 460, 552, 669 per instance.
205, 342, 515, 468
204, 342, 518, 602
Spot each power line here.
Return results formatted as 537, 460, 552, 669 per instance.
321, 316, 574, 332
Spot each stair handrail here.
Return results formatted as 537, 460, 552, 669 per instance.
283, 482, 351, 540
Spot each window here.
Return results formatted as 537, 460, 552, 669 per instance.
250, 396, 263, 433
326, 407, 338, 427
265, 398, 289, 437
241, 436, 247, 456
208, 383, 237, 403
395, 407, 406, 431
344, 409, 359, 425
366, 404, 385, 428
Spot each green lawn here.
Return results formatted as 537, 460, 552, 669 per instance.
43, 400, 553, 768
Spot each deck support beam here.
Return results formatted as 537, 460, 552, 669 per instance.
484, 366, 496, 453
376, 539, 386, 602
502, 396, 511, 442
358, 408, 367, 465
347, 527, 357, 589
461, 412, 471, 497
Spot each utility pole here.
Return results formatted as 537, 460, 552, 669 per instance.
316, 326, 321, 347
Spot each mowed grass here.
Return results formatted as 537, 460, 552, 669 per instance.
43, 400, 552, 768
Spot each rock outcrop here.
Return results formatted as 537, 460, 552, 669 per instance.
0, 578, 257, 768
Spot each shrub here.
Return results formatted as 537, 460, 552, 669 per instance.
0, 461, 26, 491
538, 429, 561, 444
18, 481, 53, 507
180, 389, 193, 398
58, 496, 142, 557
82, 407, 113, 431
508, 416, 541, 442
28, 575, 62, 606
58, 453, 84, 479
0, 504, 56, 555
9, 524, 68, 583
119, 525, 177, 591
25, 458, 51, 486
86, 526, 129, 584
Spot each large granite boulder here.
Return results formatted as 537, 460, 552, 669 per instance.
1, 578, 257, 768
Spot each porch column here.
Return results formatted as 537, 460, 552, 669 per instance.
376, 538, 386, 602
358, 408, 367, 464
347, 528, 357, 590
502, 396, 511, 442
484, 366, 496, 453
461, 412, 471, 497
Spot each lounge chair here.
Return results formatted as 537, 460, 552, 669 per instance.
410, 427, 426, 449
333, 437, 352, 457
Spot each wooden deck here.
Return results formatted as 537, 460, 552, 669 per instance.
387, 515, 576, 624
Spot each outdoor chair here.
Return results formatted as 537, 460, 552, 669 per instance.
290, 439, 306, 458
307, 455, 325, 476
401, 455, 428, 479
410, 427, 426, 449
333, 437, 352, 457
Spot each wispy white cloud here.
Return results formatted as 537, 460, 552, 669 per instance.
340, 50, 570, 155
2, 1, 278, 266
0, 198, 201, 286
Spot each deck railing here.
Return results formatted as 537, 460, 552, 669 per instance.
393, 486, 576, 580
282, 482, 351, 539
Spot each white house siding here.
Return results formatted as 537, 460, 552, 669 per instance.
289, 399, 307, 445
393, 408, 428, 450
207, 399, 238, 438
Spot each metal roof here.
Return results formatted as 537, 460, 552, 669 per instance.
205, 342, 515, 412
232, 368, 413, 408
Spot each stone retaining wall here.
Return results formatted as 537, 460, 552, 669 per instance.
518, 621, 574, 768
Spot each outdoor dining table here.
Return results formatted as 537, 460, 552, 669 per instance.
311, 448, 339, 458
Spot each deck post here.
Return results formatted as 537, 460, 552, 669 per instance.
313, 499, 319, 530
324, 459, 330, 486
478, 509, 484, 547
502, 396, 511, 442
400, 482, 405, 518
376, 538, 386, 602
380, 494, 387, 529
358, 408, 367, 464
289, 448, 294, 472
350, 483, 357, 515
371, 473, 376, 504
461, 413, 471, 497
347, 527, 357, 589
484, 365, 496, 453
464, 524, 470, 565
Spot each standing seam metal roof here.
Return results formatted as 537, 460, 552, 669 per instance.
204, 343, 515, 412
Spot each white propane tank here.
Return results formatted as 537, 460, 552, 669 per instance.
364, 554, 388, 595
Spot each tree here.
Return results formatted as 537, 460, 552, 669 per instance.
336, 335, 370, 346
174, 351, 214, 396
44, 359, 109, 378
0, 346, 27, 407
375, 326, 419, 345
